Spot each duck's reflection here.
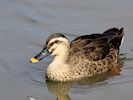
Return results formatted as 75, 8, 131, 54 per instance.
46, 61, 122, 100
47, 82, 71, 100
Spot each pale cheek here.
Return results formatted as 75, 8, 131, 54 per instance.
48, 44, 57, 53
51, 48, 61, 56
51, 50, 56, 56
48, 48, 52, 53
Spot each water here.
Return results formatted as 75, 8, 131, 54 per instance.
0, 0, 133, 100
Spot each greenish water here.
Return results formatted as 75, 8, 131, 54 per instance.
0, 0, 133, 100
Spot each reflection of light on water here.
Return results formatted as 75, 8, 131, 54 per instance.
27, 96, 37, 100
120, 52, 133, 61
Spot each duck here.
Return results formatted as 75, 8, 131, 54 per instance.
30, 27, 124, 82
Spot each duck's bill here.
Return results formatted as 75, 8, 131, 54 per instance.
30, 48, 50, 63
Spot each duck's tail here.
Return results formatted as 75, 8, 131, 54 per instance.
102, 27, 124, 50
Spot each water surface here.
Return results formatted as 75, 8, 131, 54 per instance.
0, 0, 133, 100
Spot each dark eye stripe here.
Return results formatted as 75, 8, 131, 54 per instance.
48, 40, 61, 49
48, 42, 54, 49
54, 40, 59, 43
50, 42, 54, 46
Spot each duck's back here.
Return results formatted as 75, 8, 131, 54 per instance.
68, 28, 124, 69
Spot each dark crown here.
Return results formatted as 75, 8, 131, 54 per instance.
46, 33, 66, 44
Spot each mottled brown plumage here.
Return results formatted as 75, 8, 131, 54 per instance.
69, 28, 124, 61
30, 28, 124, 82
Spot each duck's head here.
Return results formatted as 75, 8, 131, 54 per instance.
30, 33, 70, 63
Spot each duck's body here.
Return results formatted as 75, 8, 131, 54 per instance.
30, 28, 124, 82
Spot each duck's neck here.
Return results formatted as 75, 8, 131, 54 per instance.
46, 45, 72, 81
53, 44, 69, 64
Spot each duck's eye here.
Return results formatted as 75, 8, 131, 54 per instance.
54, 40, 58, 43
50, 42, 54, 46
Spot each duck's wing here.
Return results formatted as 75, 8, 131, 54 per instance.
70, 33, 102, 53
69, 28, 124, 61
69, 34, 110, 61
103, 27, 124, 50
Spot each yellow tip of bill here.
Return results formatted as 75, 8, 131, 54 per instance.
30, 58, 39, 63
